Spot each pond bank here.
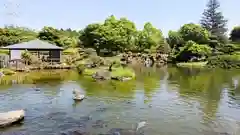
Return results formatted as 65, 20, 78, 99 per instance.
0, 67, 239, 135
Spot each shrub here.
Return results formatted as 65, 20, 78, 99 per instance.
84, 48, 97, 56
207, 55, 240, 69
76, 64, 85, 74
218, 44, 236, 54
176, 41, 211, 62
63, 48, 79, 55
21, 50, 32, 64
89, 55, 104, 67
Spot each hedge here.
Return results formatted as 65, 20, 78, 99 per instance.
207, 55, 240, 69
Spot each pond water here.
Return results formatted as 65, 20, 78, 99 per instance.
0, 66, 240, 135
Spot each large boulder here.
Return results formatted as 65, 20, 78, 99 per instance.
0, 110, 25, 128
92, 70, 111, 80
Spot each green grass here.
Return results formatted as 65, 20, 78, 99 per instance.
0, 68, 16, 75
63, 48, 79, 55
110, 67, 135, 78
0, 49, 9, 55
176, 62, 208, 68
82, 68, 98, 76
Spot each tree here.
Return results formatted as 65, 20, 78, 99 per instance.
80, 15, 137, 54
179, 23, 210, 44
136, 22, 164, 51
176, 40, 212, 62
167, 30, 184, 48
0, 26, 37, 46
230, 26, 240, 42
38, 26, 79, 48
200, 0, 228, 39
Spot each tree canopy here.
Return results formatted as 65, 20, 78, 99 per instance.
79, 15, 165, 54
230, 26, 240, 42
38, 26, 80, 48
0, 26, 37, 46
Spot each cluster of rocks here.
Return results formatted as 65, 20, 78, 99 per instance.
121, 52, 168, 67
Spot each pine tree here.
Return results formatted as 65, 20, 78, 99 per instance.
200, 0, 228, 37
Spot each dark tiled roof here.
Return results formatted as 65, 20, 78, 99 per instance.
1, 39, 63, 50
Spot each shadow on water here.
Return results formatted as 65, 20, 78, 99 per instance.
1, 67, 240, 135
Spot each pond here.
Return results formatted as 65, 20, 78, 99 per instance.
0, 66, 240, 135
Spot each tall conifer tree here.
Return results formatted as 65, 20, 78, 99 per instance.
200, 0, 228, 38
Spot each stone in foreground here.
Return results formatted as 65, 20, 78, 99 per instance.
0, 110, 25, 128
73, 90, 85, 101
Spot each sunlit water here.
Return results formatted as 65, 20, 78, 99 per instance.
0, 66, 240, 135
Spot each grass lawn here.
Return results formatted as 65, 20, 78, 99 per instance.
82, 66, 135, 79
176, 61, 208, 68
110, 67, 135, 78
0, 68, 16, 75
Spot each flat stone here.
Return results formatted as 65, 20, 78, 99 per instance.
0, 110, 25, 128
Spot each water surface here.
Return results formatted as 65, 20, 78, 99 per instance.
0, 67, 240, 135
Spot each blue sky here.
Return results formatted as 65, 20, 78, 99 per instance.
0, 0, 239, 36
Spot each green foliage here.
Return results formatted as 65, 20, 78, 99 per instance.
21, 50, 32, 63
88, 55, 105, 67
136, 22, 165, 51
0, 68, 15, 75
0, 49, 9, 55
80, 15, 138, 53
110, 67, 135, 78
200, 0, 228, 39
218, 44, 236, 54
63, 48, 79, 55
230, 26, 240, 42
0, 26, 37, 46
176, 62, 207, 68
167, 30, 184, 48
179, 23, 210, 44
38, 26, 79, 48
176, 41, 211, 62
76, 64, 85, 74
207, 55, 240, 69
80, 15, 165, 53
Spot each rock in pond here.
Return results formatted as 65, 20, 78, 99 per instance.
0, 110, 25, 128
92, 70, 111, 80
111, 77, 132, 82
73, 90, 85, 101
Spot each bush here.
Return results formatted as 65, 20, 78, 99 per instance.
89, 56, 104, 67
207, 55, 240, 69
218, 44, 236, 54
84, 48, 97, 56
63, 48, 79, 55
176, 41, 211, 62
76, 64, 85, 74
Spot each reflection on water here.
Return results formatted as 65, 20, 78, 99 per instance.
0, 67, 240, 135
